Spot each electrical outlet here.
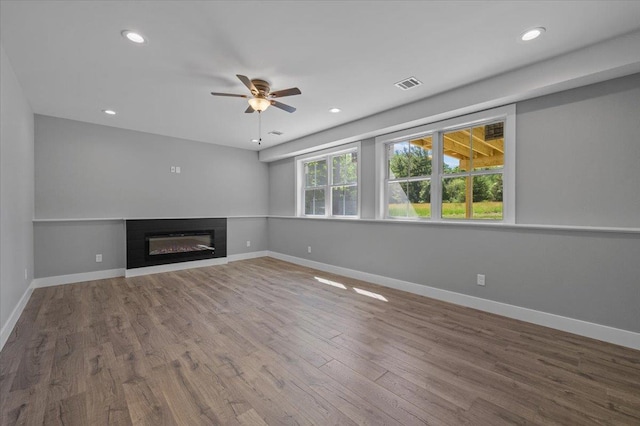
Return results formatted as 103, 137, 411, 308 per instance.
96, 254, 103, 263
477, 274, 485, 286
171, 166, 176, 173
307, 246, 311, 253
246, 240, 251, 247
176, 166, 181, 174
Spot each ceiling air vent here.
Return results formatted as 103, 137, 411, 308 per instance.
394, 77, 422, 91
268, 130, 284, 136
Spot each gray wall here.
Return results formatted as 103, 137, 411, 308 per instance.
227, 217, 269, 255
268, 218, 640, 332
34, 116, 269, 277
33, 217, 268, 277
268, 158, 295, 217
34, 220, 124, 277
269, 74, 640, 227
268, 137, 377, 219
0, 45, 34, 331
517, 74, 640, 227
35, 115, 268, 219
267, 74, 640, 332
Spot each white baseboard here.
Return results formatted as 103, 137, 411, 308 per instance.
32, 268, 125, 288
228, 250, 269, 262
0, 282, 34, 351
266, 251, 640, 350
125, 258, 227, 277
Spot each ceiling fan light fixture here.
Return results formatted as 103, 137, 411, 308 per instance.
248, 97, 271, 112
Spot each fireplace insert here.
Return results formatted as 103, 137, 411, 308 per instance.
126, 218, 226, 269
145, 230, 214, 261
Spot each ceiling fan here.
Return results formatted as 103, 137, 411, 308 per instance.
211, 74, 301, 113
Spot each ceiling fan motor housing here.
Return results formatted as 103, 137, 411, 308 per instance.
252, 79, 271, 96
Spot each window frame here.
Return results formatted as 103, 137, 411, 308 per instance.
375, 105, 515, 223
296, 142, 361, 218
384, 137, 434, 219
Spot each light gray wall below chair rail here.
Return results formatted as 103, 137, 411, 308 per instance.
34, 220, 124, 278
226, 217, 269, 256
268, 218, 640, 332
33, 217, 268, 278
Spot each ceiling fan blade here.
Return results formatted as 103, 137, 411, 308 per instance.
211, 92, 249, 98
270, 100, 296, 113
269, 87, 301, 98
245, 105, 255, 113
237, 74, 258, 95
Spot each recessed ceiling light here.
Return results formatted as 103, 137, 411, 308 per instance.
329, 108, 341, 113
102, 109, 117, 115
121, 30, 146, 44
250, 139, 259, 143
521, 27, 545, 42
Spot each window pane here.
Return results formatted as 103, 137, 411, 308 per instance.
409, 136, 432, 178
387, 181, 409, 217
332, 186, 358, 216
408, 180, 430, 218
443, 128, 471, 173
304, 189, 325, 215
472, 123, 504, 171
388, 141, 410, 179
473, 174, 503, 220
332, 152, 358, 185
442, 176, 467, 219
305, 160, 327, 187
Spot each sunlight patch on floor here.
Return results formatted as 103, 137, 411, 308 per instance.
314, 276, 347, 289
353, 287, 388, 302
314, 276, 389, 302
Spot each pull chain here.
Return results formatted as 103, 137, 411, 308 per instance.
258, 111, 262, 145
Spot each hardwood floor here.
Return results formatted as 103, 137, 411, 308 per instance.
1, 257, 639, 425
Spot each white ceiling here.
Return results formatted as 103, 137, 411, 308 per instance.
2, 1, 640, 151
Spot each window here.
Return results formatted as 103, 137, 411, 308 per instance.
304, 159, 327, 215
376, 105, 515, 222
297, 143, 360, 217
386, 136, 433, 218
441, 123, 504, 220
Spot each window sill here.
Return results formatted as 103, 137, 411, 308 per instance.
273, 216, 640, 234
299, 215, 360, 220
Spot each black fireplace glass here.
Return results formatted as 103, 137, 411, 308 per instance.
146, 231, 214, 259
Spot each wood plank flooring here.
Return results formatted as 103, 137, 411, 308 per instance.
1, 257, 639, 425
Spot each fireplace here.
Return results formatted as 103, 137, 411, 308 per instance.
146, 230, 215, 260
126, 218, 226, 270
